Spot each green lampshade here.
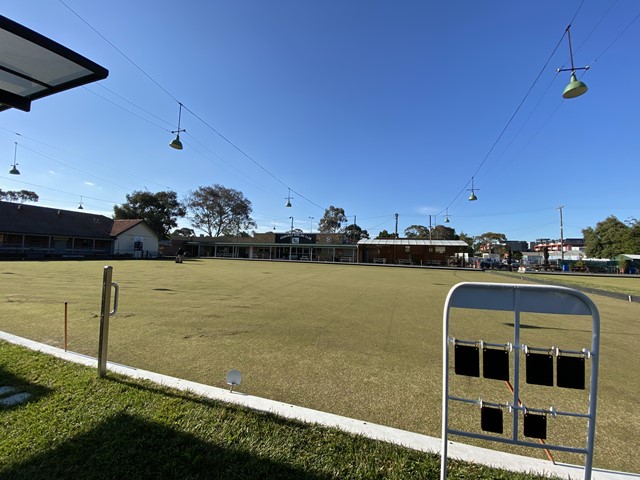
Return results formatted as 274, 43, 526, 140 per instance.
285, 200, 292, 208
9, 165, 19, 175
562, 73, 588, 99
468, 192, 477, 201
169, 135, 183, 150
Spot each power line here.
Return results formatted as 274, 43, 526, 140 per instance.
0, 174, 120, 205
80, 87, 169, 132
441, 30, 568, 218
439, 1, 588, 220
58, 0, 325, 213
591, 9, 640, 64
58, 0, 180, 104
83, 85, 173, 132
0, 130, 173, 192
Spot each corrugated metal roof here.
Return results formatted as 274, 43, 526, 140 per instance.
357, 238, 469, 246
0, 201, 113, 238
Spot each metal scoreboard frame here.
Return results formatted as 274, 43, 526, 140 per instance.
440, 282, 600, 480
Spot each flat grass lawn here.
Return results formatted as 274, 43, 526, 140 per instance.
0, 342, 551, 480
508, 272, 640, 297
1, 259, 639, 473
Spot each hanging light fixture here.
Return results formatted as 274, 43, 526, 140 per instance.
467, 177, 479, 201
444, 208, 451, 223
78, 196, 84, 210
9, 142, 20, 175
169, 102, 186, 149
557, 25, 589, 99
285, 188, 293, 207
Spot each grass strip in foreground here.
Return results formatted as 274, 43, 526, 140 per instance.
0, 341, 553, 480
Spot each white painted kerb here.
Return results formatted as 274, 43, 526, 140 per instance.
1, 331, 636, 480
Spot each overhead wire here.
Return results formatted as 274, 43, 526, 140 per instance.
58, 0, 326, 213
80, 86, 172, 133
57, 0, 180, 104
179, 135, 283, 197
480, 2, 640, 185
0, 174, 120, 206
39, 1, 640, 237
589, 9, 640, 64
438, 28, 569, 218
0, 128, 174, 192
93, 83, 175, 129
72, 86, 290, 199
438, 0, 587, 221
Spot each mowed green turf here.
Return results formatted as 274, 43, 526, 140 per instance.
1, 259, 639, 473
509, 271, 640, 297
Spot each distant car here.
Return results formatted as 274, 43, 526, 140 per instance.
480, 260, 502, 269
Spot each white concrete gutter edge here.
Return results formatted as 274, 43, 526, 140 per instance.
1, 331, 636, 480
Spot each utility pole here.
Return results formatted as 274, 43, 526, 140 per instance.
558, 206, 565, 262
352, 215, 356, 243
289, 216, 294, 261
395, 213, 398, 238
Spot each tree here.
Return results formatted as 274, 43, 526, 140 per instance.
404, 225, 429, 238
583, 215, 637, 259
0, 189, 39, 203
343, 224, 369, 242
172, 227, 195, 237
114, 190, 185, 239
185, 184, 256, 237
458, 232, 474, 247
431, 225, 456, 240
473, 232, 507, 253
376, 229, 397, 239
318, 206, 347, 233
628, 218, 640, 254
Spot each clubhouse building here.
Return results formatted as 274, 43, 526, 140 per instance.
169, 232, 358, 262
168, 233, 470, 266
0, 202, 159, 259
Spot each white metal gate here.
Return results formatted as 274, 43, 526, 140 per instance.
440, 282, 600, 480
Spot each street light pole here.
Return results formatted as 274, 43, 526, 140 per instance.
429, 215, 435, 241
289, 216, 294, 261
395, 213, 398, 238
352, 215, 356, 243
558, 206, 565, 262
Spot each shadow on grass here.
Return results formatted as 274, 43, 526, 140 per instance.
106, 375, 300, 429
106, 375, 240, 410
503, 322, 640, 337
503, 322, 590, 332
0, 366, 52, 410
1, 412, 331, 480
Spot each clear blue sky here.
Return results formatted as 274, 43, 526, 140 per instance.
1, 1, 638, 241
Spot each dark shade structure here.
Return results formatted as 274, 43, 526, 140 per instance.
0, 14, 108, 112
